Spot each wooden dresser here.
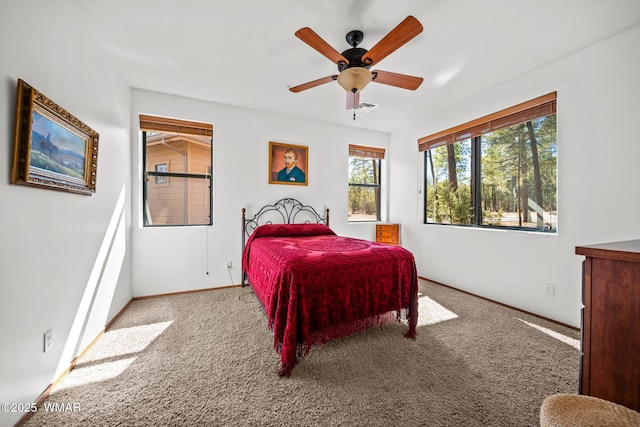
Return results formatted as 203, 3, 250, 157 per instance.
575, 239, 640, 411
376, 223, 400, 246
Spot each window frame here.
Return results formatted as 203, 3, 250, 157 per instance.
419, 93, 557, 232
348, 145, 384, 222
140, 115, 213, 227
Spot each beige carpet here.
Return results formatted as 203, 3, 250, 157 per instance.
24, 280, 580, 426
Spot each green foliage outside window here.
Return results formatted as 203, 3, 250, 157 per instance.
349, 156, 381, 221
426, 115, 557, 232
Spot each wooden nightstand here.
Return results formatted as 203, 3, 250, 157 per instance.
376, 223, 400, 246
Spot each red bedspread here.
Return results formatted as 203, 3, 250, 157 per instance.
242, 223, 418, 376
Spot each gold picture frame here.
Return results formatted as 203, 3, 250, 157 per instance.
269, 141, 308, 186
10, 79, 100, 195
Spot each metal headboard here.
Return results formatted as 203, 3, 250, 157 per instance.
241, 198, 330, 285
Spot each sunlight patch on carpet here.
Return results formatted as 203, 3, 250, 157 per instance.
418, 293, 458, 326
81, 321, 174, 362
515, 318, 580, 349
54, 357, 137, 391
54, 321, 173, 391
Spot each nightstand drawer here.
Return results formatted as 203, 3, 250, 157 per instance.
376, 229, 398, 240
375, 224, 400, 245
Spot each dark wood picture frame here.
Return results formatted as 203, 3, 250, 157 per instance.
10, 79, 100, 195
269, 141, 308, 186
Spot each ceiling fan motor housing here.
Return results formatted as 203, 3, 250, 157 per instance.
337, 31, 372, 92
338, 47, 370, 72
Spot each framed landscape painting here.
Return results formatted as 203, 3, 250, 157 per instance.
10, 79, 100, 195
269, 141, 308, 186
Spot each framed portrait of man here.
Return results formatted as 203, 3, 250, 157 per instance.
269, 141, 308, 186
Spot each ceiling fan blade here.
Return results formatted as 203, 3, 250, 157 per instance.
371, 70, 423, 90
346, 90, 360, 110
295, 27, 348, 64
289, 75, 338, 93
361, 16, 423, 66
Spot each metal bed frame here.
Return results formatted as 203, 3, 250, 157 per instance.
241, 198, 329, 285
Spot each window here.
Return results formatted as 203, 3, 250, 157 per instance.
348, 144, 384, 222
140, 115, 213, 226
155, 163, 168, 184
420, 92, 557, 232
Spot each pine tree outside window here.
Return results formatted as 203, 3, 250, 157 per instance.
420, 93, 557, 232
348, 144, 384, 222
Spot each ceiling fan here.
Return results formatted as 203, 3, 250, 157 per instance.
289, 16, 424, 114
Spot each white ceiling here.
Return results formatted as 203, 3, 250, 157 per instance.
75, 0, 640, 133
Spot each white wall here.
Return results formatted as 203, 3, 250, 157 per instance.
131, 90, 389, 296
389, 25, 640, 327
0, 2, 132, 426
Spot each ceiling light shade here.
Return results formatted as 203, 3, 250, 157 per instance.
337, 67, 372, 93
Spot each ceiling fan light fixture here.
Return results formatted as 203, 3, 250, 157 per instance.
337, 67, 372, 93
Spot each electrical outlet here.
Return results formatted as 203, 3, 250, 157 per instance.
43, 329, 52, 352
544, 283, 555, 297
225, 261, 232, 269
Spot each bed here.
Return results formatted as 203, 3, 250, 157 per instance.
241, 198, 418, 376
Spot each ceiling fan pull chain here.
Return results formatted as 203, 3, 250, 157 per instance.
352, 89, 357, 120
